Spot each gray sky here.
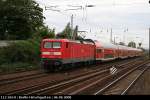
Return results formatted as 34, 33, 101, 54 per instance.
36, 0, 150, 49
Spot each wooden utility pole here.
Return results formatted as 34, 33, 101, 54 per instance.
73, 25, 78, 40
114, 37, 115, 44
110, 28, 112, 43
149, 28, 150, 59
71, 14, 74, 39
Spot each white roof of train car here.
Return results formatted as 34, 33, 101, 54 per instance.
95, 40, 142, 51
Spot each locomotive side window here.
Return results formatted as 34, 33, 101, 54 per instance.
53, 42, 61, 48
44, 42, 52, 48
66, 42, 68, 48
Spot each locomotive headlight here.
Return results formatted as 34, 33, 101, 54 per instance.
53, 52, 61, 55
42, 52, 61, 55
42, 52, 50, 55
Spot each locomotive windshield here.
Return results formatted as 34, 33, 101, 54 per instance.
44, 42, 61, 49
53, 42, 61, 48
44, 42, 52, 48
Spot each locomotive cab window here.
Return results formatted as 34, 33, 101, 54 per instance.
53, 42, 61, 48
43, 42, 61, 48
44, 42, 52, 48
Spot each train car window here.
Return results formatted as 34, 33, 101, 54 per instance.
53, 42, 61, 48
44, 42, 52, 48
97, 49, 102, 53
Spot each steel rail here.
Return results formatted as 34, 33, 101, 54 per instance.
4, 58, 142, 95
121, 66, 149, 95
28, 60, 144, 95
94, 61, 149, 95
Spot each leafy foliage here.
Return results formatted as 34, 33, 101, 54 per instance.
138, 42, 142, 47
56, 23, 72, 39
0, 40, 40, 65
39, 26, 55, 39
56, 22, 83, 40
128, 41, 136, 48
119, 42, 125, 46
0, 62, 37, 73
0, 0, 45, 40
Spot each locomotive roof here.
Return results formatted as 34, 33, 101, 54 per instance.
94, 40, 118, 49
43, 39, 70, 42
118, 45, 142, 51
42, 38, 95, 45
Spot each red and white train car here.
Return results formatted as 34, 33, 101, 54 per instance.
95, 40, 119, 61
94, 40, 143, 61
41, 39, 143, 71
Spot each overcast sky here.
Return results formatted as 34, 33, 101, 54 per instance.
36, 0, 150, 49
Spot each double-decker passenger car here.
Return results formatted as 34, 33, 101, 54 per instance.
41, 38, 143, 71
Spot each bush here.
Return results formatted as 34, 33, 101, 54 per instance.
0, 62, 38, 73
0, 40, 40, 65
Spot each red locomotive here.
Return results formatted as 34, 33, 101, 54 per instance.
40, 38, 143, 71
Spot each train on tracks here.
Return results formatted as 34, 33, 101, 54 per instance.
40, 39, 143, 71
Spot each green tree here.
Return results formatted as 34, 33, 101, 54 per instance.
56, 23, 82, 40
0, 0, 45, 40
56, 22, 72, 39
119, 42, 125, 46
73, 25, 78, 40
138, 42, 142, 47
39, 26, 55, 39
128, 41, 136, 48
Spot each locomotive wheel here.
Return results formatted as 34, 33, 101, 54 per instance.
41, 65, 51, 73
83, 62, 88, 66
54, 65, 63, 72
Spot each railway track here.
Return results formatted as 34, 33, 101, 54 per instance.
94, 63, 149, 95
0, 68, 39, 76
121, 66, 149, 95
0, 58, 137, 87
0, 72, 47, 86
48, 60, 148, 95
3, 57, 145, 95
36, 60, 148, 95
